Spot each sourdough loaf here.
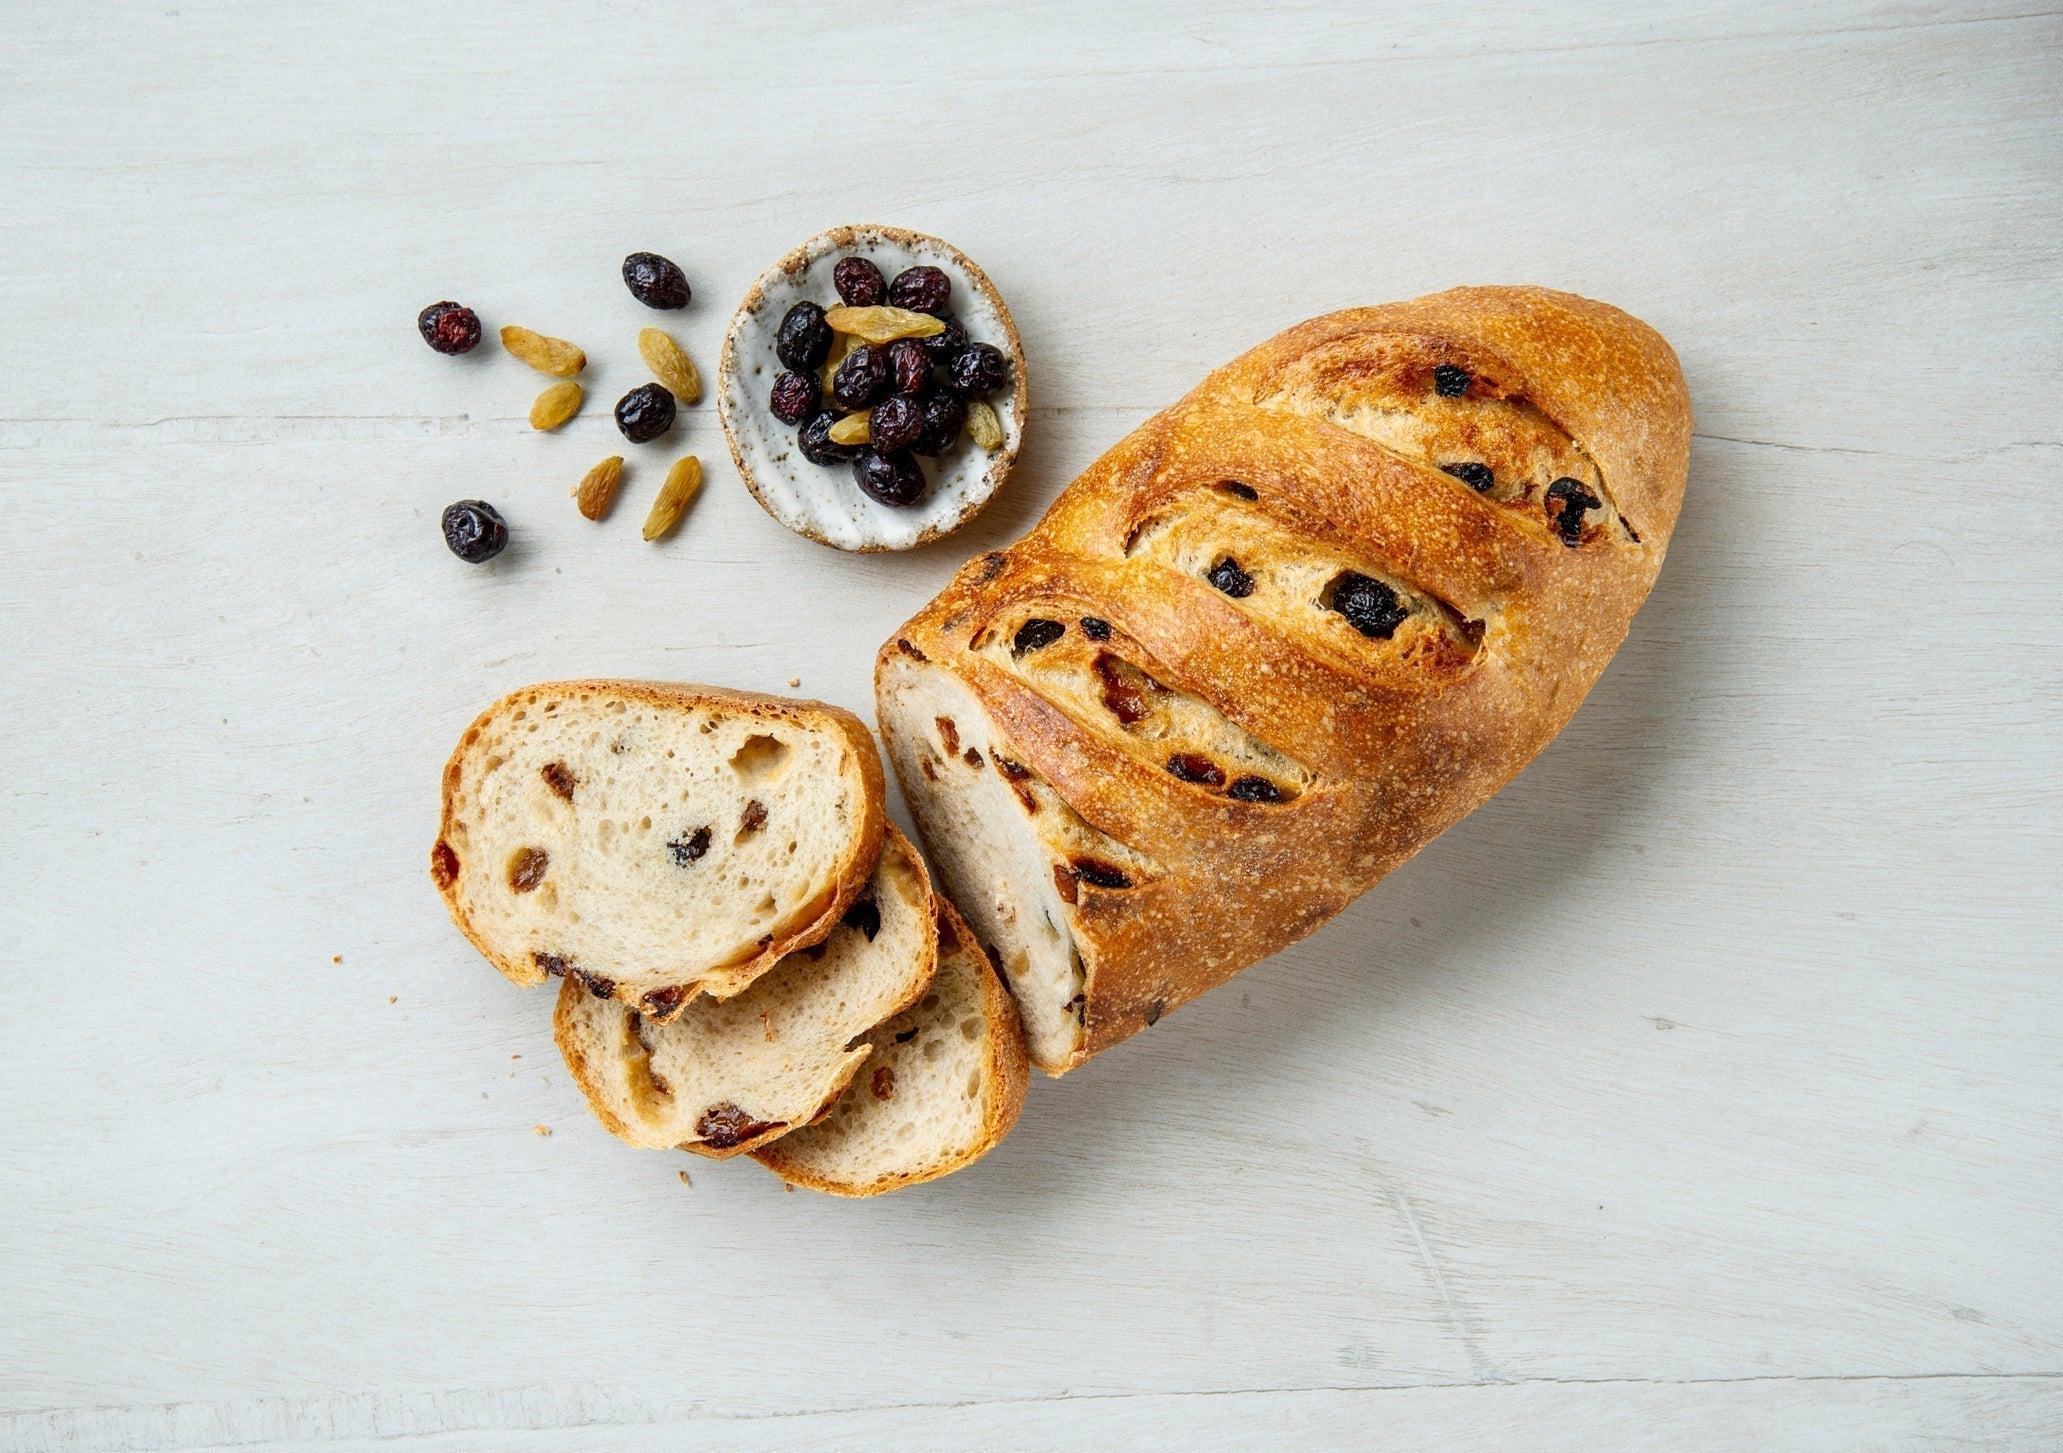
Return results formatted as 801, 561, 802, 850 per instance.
432, 680, 885, 1015
553, 826, 936, 1158
878, 286, 1691, 1073
753, 895, 1029, 1195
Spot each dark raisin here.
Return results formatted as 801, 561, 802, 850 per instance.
533, 951, 570, 978
1014, 618, 1065, 654
541, 761, 576, 800
1064, 992, 1086, 1021
852, 447, 927, 506
1545, 477, 1602, 546
1071, 858, 1133, 890
696, 1103, 782, 1150
887, 264, 951, 315
1166, 753, 1226, 788
842, 895, 881, 941
831, 343, 892, 411
507, 847, 548, 893
1220, 480, 1258, 501
417, 301, 482, 355
775, 301, 832, 370
869, 393, 926, 451
871, 1066, 895, 1100
1206, 556, 1255, 598
571, 968, 617, 1000
1080, 617, 1112, 641
912, 388, 966, 456
946, 342, 1009, 397
1144, 998, 1165, 1026
614, 383, 676, 443
768, 370, 821, 425
1433, 364, 1471, 398
667, 826, 712, 866
1095, 653, 1154, 724
1440, 462, 1494, 492
964, 748, 984, 769
898, 637, 928, 661
430, 839, 458, 889
978, 550, 1007, 581
622, 252, 690, 310
1330, 572, 1409, 639
893, 1026, 919, 1044
1228, 775, 1284, 803
440, 500, 507, 563
739, 800, 767, 833
641, 985, 686, 1016
886, 338, 933, 395
798, 409, 857, 465
920, 315, 968, 364
990, 753, 1031, 782
833, 256, 886, 307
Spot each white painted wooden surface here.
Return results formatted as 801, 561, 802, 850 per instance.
2, 2, 2058, 1448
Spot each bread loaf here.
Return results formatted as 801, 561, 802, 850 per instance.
553, 826, 935, 1158
432, 680, 885, 1016
877, 286, 1691, 1073
753, 895, 1029, 1195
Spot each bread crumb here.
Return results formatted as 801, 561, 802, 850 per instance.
332, 955, 342, 963
388, 995, 397, 1003
533, 1124, 551, 1136
511, 1053, 521, 1060
678, 1170, 692, 1188
788, 677, 800, 688
761, 1008, 775, 1043
784, 1183, 794, 1193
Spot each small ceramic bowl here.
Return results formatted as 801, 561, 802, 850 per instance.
718, 224, 1028, 552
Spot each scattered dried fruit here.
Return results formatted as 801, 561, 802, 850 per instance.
947, 342, 1009, 397
623, 252, 691, 310
768, 370, 821, 425
528, 380, 583, 431
507, 846, 549, 893
1433, 364, 1471, 398
920, 314, 968, 364
614, 382, 676, 443
441, 500, 507, 562
797, 409, 857, 466
418, 301, 482, 355
643, 456, 702, 540
573, 455, 625, 520
1206, 556, 1255, 598
966, 397, 1003, 451
1545, 477, 1602, 545
775, 301, 832, 370
833, 256, 886, 307
1330, 572, 1409, 639
887, 265, 951, 315
637, 327, 701, 404
823, 305, 947, 344
1440, 461, 1494, 492
828, 412, 872, 447
1166, 753, 1227, 788
1014, 618, 1065, 654
912, 389, 965, 456
500, 325, 586, 377
1228, 775, 1284, 803
886, 338, 932, 395
852, 448, 925, 506
870, 394, 925, 451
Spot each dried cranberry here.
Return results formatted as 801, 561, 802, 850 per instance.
667, 826, 712, 866
832, 343, 892, 411
946, 342, 1009, 396
441, 500, 507, 562
1228, 775, 1284, 803
797, 409, 856, 466
1545, 477, 1602, 545
920, 315, 968, 364
869, 393, 926, 451
417, 302, 481, 355
833, 256, 886, 307
1440, 462, 1494, 492
886, 338, 933, 395
1166, 753, 1226, 788
769, 370, 821, 425
912, 389, 966, 456
888, 265, 951, 315
1330, 572, 1408, 639
1206, 556, 1255, 598
842, 895, 881, 940
775, 301, 832, 370
1014, 619, 1065, 654
1080, 617, 1113, 641
622, 252, 690, 310
852, 448, 926, 506
614, 383, 676, 443
1433, 364, 1472, 397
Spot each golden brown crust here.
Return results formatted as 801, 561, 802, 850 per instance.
880, 286, 1690, 1072
431, 679, 887, 1013
750, 894, 1030, 1196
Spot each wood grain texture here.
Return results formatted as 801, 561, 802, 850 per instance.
0, 1, 2058, 1449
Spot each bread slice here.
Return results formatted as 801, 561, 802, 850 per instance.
553, 826, 937, 1158
752, 895, 1028, 1195
432, 680, 886, 1015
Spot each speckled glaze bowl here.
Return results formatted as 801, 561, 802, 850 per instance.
718, 224, 1028, 552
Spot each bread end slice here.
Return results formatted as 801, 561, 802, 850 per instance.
753, 894, 1030, 1196
432, 680, 886, 1014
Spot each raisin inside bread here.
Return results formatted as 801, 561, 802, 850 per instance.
553, 826, 937, 1158
432, 680, 885, 1014
752, 895, 1029, 1196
